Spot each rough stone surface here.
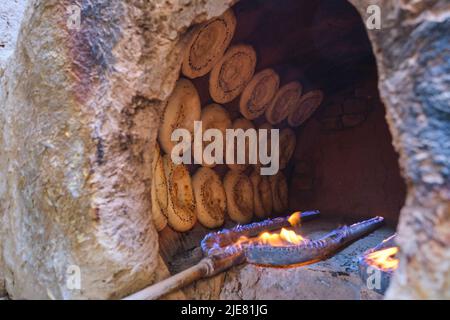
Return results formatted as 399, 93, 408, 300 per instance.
0, 0, 234, 299
0, 0, 27, 74
348, 0, 450, 299
184, 220, 391, 300
0, 233, 4, 296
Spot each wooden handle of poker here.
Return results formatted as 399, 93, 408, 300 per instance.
122, 259, 210, 300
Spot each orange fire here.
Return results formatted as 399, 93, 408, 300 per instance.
231, 235, 250, 249
366, 247, 399, 271
288, 211, 301, 226
258, 228, 306, 246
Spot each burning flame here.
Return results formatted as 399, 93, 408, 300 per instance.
288, 211, 301, 226
236, 235, 249, 244
231, 235, 250, 249
366, 247, 399, 271
258, 228, 306, 246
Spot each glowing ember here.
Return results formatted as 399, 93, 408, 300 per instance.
236, 235, 249, 244
258, 228, 306, 246
230, 235, 250, 249
366, 247, 399, 271
288, 211, 301, 226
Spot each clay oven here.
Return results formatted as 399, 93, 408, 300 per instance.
0, 0, 448, 300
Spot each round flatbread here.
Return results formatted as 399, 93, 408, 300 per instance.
194, 104, 231, 167
151, 173, 167, 231
159, 78, 201, 155
250, 169, 273, 218
270, 171, 289, 214
288, 90, 324, 127
209, 44, 257, 103
182, 9, 236, 79
192, 167, 226, 228
226, 118, 255, 172
151, 144, 168, 231
224, 171, 254, 224
163, 155, 197, 232
279, 128, 296, 170
239, 69, 280, 120
265, 81, 302, 124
